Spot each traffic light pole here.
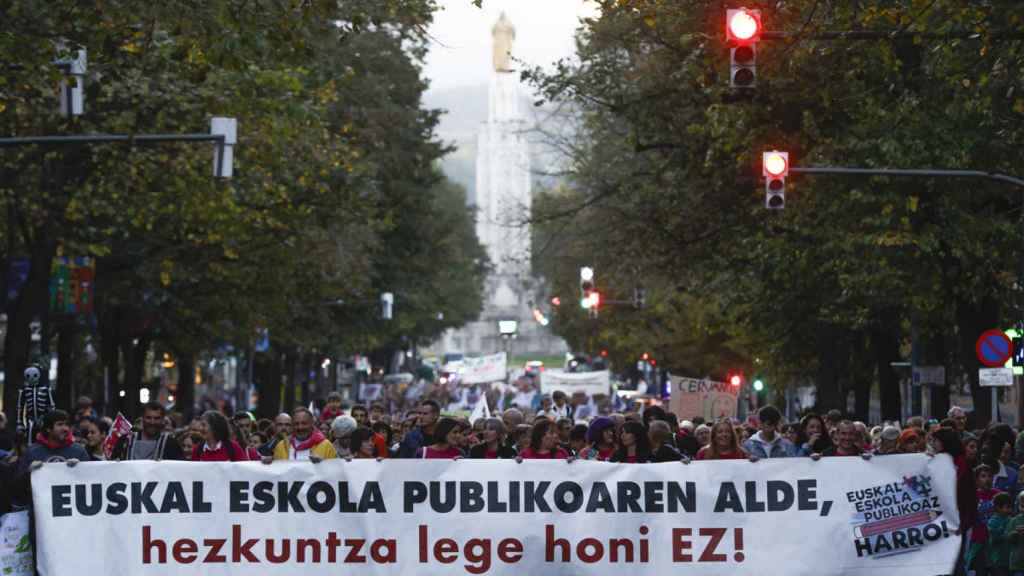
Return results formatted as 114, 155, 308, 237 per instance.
790, 166, 1024, 189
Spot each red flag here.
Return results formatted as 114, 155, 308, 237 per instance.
102, 413, 133, 459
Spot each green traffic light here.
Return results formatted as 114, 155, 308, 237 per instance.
753, 379, 764, 391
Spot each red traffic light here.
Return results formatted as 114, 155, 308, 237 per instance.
727, 8, 761, 43
551, 296, 562, 307
729, 373, 743, 387
763, 151, 789, 177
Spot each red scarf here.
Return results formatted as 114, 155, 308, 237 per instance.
291, 430, 326, 452
36, 431, 73, 450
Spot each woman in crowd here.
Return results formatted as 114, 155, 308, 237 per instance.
350, 427, 377, 459
963, 432, 980, 468
580, 416, 616, 461
520, 419, 570, 460
568, 424, 590, 457
469, 418, 518, 459
694, 424, 711, 448
611, 421, 652, 463
798, 409, 831, 455
176, 430, 197, 461
78, 417, 108, 461
899, 428, 925, 453
192, 410, 248, 461
416, 417, 464, 459
931, 426, 976, 574
696, 419, 746, 460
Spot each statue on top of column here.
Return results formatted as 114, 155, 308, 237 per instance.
492, 12, 515, 72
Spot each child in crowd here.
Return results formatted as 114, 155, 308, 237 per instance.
969, 464, 1004, 574
989, 492, 1014, 576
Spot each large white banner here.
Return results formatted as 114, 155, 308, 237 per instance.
31, 455, 959, 575
540, 370, 611, 396
460, 352, 508, 384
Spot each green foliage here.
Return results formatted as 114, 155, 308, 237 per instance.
529, 0, 1024, 404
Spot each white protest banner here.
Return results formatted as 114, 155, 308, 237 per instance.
540, 370, 611, 396
460, 352, 507, 384
32, 455, 959, 575
669, 376, 739, 420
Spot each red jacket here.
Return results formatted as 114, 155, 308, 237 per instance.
192, 440, 248, 462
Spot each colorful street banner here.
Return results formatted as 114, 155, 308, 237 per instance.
540, 370, 611, 396
50, 256, 95, 315
102, 412, 133, 460
30, 456, 959, 575
668, 376, 739, 421
459, 352, 508, 384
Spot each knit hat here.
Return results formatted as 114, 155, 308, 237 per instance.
587, 417, 615, 444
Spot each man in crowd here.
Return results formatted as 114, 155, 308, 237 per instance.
351, 404, 369, 427
270, 407, 336, 461
320, 392, 344, 423
948, 406, 968, 434
18, 410, 89, 472
743, 405, 796, 459
259, 412, 292, 456
549, 390, 572, 420
822, 420, 863, 457
232, 411, 255, 439
74, 396, 97, 425
369, 403, 386, 424
398, 400, 439, 458
875, 426, 901, 455
112, 401, 185, 461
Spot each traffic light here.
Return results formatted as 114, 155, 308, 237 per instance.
726, 8, 761, 88
728, 372, 744, 387
551, 296, 562, 307
580, 267, 594, 305
763, 151, 788, 209
753, 379, 765, 392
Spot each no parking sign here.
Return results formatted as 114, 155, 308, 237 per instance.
977, 329, 1014, 368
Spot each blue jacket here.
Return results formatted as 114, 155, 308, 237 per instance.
743, 431, 796, 458
16, 441, 90, 476
398, 428, 432, 459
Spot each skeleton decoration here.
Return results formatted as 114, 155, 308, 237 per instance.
17, 362, 54, 440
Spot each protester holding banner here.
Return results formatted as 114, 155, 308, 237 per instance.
469, 418, 517, 459
193, 411, 249, 462
112, 402, 185, 461
18, 410, 89, 474
743, 405, 797, 459
519, 418, 570, 460
821, 421, 864, 457
269, 408, 334, 462
696, 418, 746, 460
610, 421, 652, 463
415, 417, 463, 459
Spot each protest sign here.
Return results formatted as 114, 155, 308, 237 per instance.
32, 455, 958, 575
102, 412, 133, 459
459, 352, 507, 384
669, 377, 739, 421
540, 370, 611, 397
0, 511, 32, 576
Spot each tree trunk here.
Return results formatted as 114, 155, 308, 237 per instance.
176, 353, 195, 421
55, 320, 76, 412
871, 326, 902, 422
283, 349, 297, 413
100, 306, 122, 416
815, 323, 843, 411
253, 349, 280, 419
122, 334, 150, 420
851, 332, 871, 422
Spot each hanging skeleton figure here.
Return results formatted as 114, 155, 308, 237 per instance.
18, 363, 54, 440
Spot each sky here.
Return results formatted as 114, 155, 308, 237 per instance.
423, 0, 599, 94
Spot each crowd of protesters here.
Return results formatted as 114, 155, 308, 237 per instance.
3, 389, 1024, 574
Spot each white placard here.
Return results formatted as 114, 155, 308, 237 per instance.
979, 367, 1014, 387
